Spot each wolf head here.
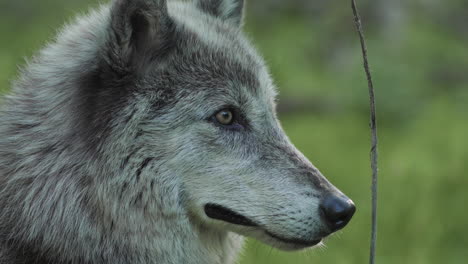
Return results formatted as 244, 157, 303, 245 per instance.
85, 0, 355, 251
1, 0, 355, 257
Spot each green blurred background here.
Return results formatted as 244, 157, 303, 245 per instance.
1, 0, 467, 263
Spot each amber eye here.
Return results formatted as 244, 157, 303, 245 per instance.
215, 109, 234, 125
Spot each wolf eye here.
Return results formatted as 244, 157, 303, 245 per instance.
215, 109, 234, 125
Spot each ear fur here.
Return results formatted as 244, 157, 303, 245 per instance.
105, 0, 174, 74
195, 0, 245, 27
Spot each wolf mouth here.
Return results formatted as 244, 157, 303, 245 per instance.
204, 204, 322, 247
204, 204, 258, 227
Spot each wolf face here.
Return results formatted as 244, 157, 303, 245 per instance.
0, 0, 355, 262
96, 0, 355, 251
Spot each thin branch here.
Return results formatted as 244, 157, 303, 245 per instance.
350, 1, 379, 264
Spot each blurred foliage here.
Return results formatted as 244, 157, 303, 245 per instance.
0, 0, 467, 263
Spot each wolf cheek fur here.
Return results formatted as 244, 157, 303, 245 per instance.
0, 0, 355, 263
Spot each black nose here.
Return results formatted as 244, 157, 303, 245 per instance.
320, 194, 356, 232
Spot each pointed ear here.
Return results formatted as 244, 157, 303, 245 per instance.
104, 0, 173, 73
195, 0, 245, 27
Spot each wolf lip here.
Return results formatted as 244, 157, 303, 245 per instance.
265, 231, 322, 247
204, 204, 258, 227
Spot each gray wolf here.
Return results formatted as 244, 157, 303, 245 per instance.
0, 0, 355, 263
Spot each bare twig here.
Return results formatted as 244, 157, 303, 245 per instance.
350, 1, 379, 264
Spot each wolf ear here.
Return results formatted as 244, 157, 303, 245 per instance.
105, 0, 173, 73
195, 0, 245, 27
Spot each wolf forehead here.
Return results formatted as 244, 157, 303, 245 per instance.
105, 1, 274, 104
152, 37, 264, 98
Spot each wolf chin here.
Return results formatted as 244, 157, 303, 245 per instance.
0, 0, 356, 263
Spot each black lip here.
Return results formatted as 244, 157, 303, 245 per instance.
265, 231, 322, 247
204, 204, 258, 227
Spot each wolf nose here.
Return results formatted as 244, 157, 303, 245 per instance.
320, 194, 356, 232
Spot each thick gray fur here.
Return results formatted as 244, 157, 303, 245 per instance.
0, 0, 349, 263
